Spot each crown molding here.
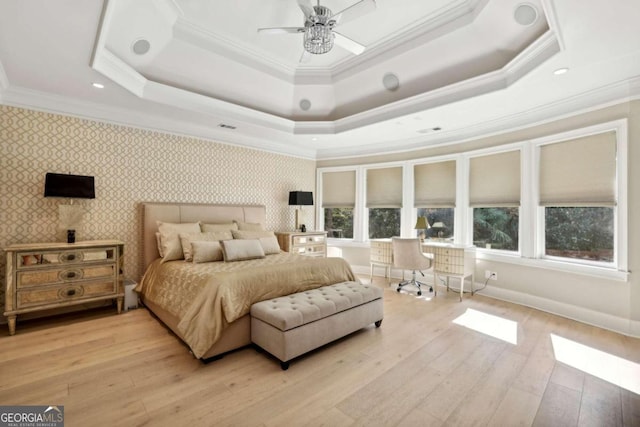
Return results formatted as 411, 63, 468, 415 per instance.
316, 77, 640, 159
504, 30, 561, 86
0, 85, 316, 159
92, 47, 147, 97
540, 0, 566, 51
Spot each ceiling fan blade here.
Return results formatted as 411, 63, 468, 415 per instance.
297, 0, 316, 20
331, 0, 376, 25
257, 27, 305, 34
334, 31, 366, 55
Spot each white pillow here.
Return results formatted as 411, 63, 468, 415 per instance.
156, 221, 200, 262
234, 221, 265, 231
221, 239, 265, 262
201, 222, 238, 232
179, 231, 233, 261
231, 230, 275, 239
192, 241, 224, 263
259, 236, 281, 255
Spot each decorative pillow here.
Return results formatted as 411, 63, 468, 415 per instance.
201, 222, 238, 232
232, 230, 275, 239
191, 241, 224, 263
220, 239, 265, 262
179, 231, 233, 261
155, 232, 164, 257
259, 236, 281, 255
156, 221, 201, 262
234, 221, 265, 231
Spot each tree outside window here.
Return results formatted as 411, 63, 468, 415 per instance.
323, 208, 353, 238
473, 207, 519, 251
368, 208, 400, 239
545, 207, 613, 262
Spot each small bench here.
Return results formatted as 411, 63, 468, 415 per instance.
251, 281, 383, 370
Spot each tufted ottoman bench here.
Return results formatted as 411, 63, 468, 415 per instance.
251, 281, 383, 370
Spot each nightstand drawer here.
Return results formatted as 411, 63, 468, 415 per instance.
292, 235, 325, 246
17, 264, 116, 288
16, 280, 117, 309
16, 247, 117, 269
292, 244, 325, 256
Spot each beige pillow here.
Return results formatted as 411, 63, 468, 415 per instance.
259, 236, 281, 255
155, 232, 164, 257
201, 222, 238, 232
157, 221, 201, 262
221, 239, 265, 262
191, 241, 224, 263
232, 230, 275, 239
179, 231, 233, 261
235, 221, 265, 231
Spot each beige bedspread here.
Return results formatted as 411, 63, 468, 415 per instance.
137, 253, 356, 358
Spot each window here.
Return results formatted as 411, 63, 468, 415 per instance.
545, 207, 614, 262
414, 161, 456, 240
469, 150, 521, 252
367, 166, 402, 239
473, 207, 519, 250
539, 131, 617, 264
322, 170, 355, 239
417, 207, 454, 239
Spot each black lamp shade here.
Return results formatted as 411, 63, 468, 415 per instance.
289, 191, 313, 206
44, 172, 95, 199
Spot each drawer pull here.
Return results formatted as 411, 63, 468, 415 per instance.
66, 272, 76, 279
66, 289, 76, 297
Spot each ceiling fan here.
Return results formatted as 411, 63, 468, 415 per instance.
258, 0, 376, 60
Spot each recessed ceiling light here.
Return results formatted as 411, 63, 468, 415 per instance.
382, 73, 400, 91
311, 137, 318, 141
92, 82, 104, 89
299, 99, 312, 111
514, 3, 538, 26
132, 39, 151, 55
554, 67, 569, 75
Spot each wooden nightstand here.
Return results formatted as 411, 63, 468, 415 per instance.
3, 240, 124, 335
275, 231, 327, 257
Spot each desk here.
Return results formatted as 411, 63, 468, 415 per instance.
369, 239, 475, 300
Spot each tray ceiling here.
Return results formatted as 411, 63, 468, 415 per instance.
1, 0, 639, 159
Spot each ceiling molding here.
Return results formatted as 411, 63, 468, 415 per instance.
92, 47, 147, 97
172, 17, 297, 83
316, 77, 640, 159
540, 0, 566, 51
0, 84, 316, 159
504, 30, 560, 85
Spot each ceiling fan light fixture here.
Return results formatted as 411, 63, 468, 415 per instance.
303, 4, 335, 54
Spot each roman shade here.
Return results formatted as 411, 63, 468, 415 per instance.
539, 131, 616, 206
366, 166, 403, 208
414, 160, 456, 207
322, 170, 356, 208
469, 150, 521, 207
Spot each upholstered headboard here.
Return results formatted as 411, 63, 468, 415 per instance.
140, 202, 267, 271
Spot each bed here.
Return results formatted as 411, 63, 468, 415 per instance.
137, 202, 357, 360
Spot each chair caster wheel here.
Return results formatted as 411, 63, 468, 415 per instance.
417, 291, 422, 296
396, 287, 401, 293
429, 287, 433, 293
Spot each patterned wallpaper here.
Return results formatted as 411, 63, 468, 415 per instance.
0, 106, 316, 308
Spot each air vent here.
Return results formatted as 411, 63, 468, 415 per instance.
417, 127, 442, 134
218, 124, 237, 130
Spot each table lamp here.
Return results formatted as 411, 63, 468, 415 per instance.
288, 191, 313, 231
414, 216, 429, 241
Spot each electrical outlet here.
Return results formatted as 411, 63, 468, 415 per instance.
490, 271, 497, 280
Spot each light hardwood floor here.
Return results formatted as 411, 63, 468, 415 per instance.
1, 275, 639, 426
